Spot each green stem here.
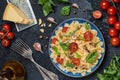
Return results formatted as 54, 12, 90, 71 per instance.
111, 0, 120, 21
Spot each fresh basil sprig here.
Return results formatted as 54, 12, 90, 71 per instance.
38, 0, 70, 16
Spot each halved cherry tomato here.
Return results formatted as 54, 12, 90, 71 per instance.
110, 37, 120, 46
1, 39, 10, 47
7, 32, 15, 40
107, 16, 117, 25
69, 42, 78, 53
2, 24, 11, 32
56, 57, 64, 65
113, 0, 120, 3
62, 27, 68, 33
107, 6, 117, 16
0, 31, 5, 39
108, 28, 118, 37
93, 10, 102, 19
114, 22, 120, 30
52, 37, 58, 44
100, 0, 110, 10
71, 58, 80, 66
84, 31, 93, 41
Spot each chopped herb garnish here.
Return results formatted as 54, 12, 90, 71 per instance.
53, 46, 60, 55
79, 36, 84, 40
66, 62, 75, 68
84, 22, 91, 30
60, 42, 69, 51
75, 53, 81, 58
86, 51, 98, 63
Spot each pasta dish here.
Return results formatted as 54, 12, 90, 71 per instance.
50, 21, 104, 76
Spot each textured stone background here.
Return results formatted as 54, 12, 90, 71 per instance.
0, 0, 120, 80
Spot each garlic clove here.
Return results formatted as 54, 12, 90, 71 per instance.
72, 3, 79, 9
47, 17, 57, 24
33, 42, 43, 53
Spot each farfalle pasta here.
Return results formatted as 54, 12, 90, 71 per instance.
50, 21, 104, 76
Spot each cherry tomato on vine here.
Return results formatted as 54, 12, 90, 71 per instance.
100, 0, 110, 10
110, 37, 120, 46
1, 39, 10, 47
114, 22, 120, 30
107, 6, 117, 16
7, 32, 15, 40
108, 28, 118, 37
2, 24, 11, 32
0, 31, 5, 39
113, 0, 120, 3
107, 16, 117, 25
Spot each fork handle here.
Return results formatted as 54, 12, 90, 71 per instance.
31, 60, 51, 80
31, 59, 59, 80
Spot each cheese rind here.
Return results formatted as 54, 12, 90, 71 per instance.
3, 3, 32, 24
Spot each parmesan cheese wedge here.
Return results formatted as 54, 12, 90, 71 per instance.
3, 3, 32, 24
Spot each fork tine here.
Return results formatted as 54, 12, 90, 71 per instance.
16, 38, 31, 50
11, 42, 24, 54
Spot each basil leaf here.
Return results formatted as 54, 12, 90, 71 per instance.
57, 0, 69, 3
66, 62, 74, 68
38, 0, 45, 5
53, 46, 60, 55
43, 2, 53, 16
86, 52, 98, 63
75, 53, 81, 58
84, 22, 91, 30
60, 6, 71, 16
49, 0, 56, 6
79, 36, 84, 40
60, 42, 69, 51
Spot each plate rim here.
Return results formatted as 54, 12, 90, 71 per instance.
48, 18, 106, 78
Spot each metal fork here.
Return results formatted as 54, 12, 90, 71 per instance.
11, 38, 59, 80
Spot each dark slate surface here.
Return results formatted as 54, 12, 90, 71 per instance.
0, 0, 120, 80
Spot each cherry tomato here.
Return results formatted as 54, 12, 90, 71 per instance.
108, 28, 118, 37
1, 39, 10, 47
71, 58, 80, 66
107, 16, 117, 25
0, 31, 5, 39
2, 24, 11, 32
113, 0, 120, 3
62, 27, 68, 33
110, 37, 120, 46
52, 37, 58, 44
84, 31, 93, 41
114, 22, 120, 30
56, 57, 64, 65
7, 32, 15, 40
69, 42, 78, 53
93, 10, 102, 19
107, 6, 117, 16
100, 0, 110, 10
